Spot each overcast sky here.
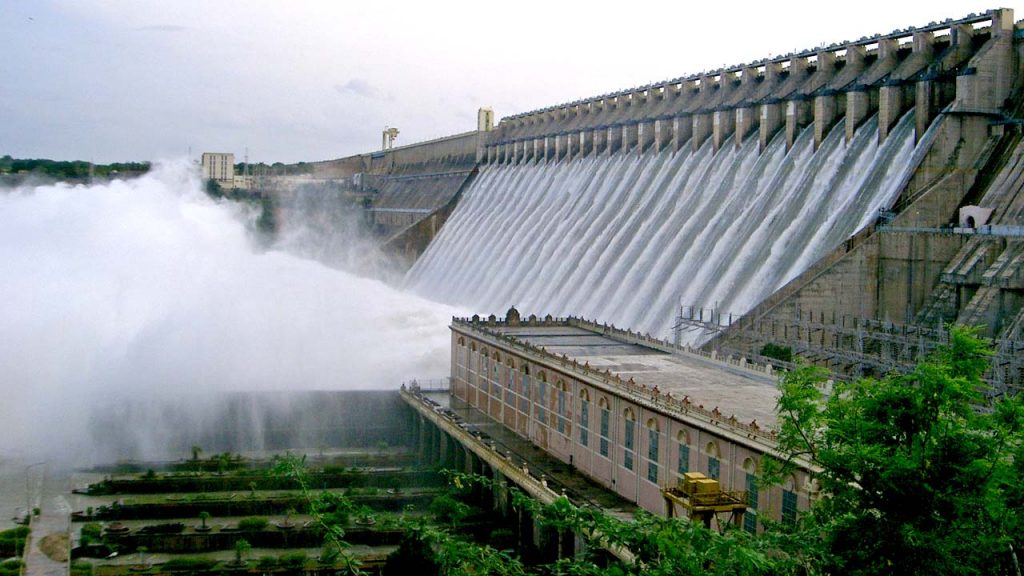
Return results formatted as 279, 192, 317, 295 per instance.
0, 1, 1014, 164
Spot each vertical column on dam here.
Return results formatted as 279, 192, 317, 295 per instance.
912, 30, 943, 142
759, 61, 785, 152
672, 79, 698, 151
652, 83, 675, 153
808, 51, 838, 149
654, 118, 672, 153
639, 87, 660, 154
734, 67, 761, 147
786, 98, 812, 149
593, 121, 608, 155
955, 8, 1015, 113
638, 120, 654, 154
783, 57, 811, 149
579, 130, 593, 159
673, 114, 692, 151
606, 125, 620, 155
712, 71, 738, 151
623, 122, 639, 153
735, 107, 757, 147
692, 75, 716, 152
915, 22, 972, 140
487, 144, 497, 164
848, 38, 898, 142
880, 32, 934, 142
622, 91, 641, 152
821, 43, 864, 145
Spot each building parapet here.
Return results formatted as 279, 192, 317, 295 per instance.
451, 314, 782, 448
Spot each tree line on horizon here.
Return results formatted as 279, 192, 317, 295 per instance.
0, 155, 150, 179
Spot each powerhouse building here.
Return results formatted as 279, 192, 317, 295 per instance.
448, 309, 816, 531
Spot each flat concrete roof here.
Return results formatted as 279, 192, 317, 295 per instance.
494, 325, 780, 427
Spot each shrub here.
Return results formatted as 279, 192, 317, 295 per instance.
256, 556, 278, 569
138, 523, 185, 534
161, 557, 218, 571
280, 551, 307, 569
488, 527, 516, 549
429, 494, 469, 526
0, 527, 30, 557
80, 523, 102, 545
0, 559, 24, 576
759, 342, 793, 363
70, 560, 93, 576
237, 517, 268, 531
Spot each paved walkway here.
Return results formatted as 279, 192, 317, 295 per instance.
24, 490, 70, 576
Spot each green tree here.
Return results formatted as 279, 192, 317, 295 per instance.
197, 511, 210, 531
766, 326, 1024, 575
234, 538, 251, 566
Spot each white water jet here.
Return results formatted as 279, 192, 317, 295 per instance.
0, 160, 461, 464
407, 112, 921, 342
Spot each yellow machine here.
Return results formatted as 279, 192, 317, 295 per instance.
662, 472, 749, 529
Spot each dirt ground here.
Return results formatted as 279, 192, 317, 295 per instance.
39, 533, 69, 562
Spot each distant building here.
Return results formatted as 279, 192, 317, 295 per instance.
448, 311, 816, 532
201, 152, 235, 184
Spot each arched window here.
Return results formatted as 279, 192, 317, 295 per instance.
469, 343, 478, 387
676, 430, 690, 475
491, 352, 502, 395
519, 365, 531, 413
556, 380, 569, 435
505, 360, 516, 404
623, 408, 636, 472
578, 390, 590, 447
598, 397, 611, 458
646, 418, 660, 484
705, 441, 720, 480
480, 348, 491, 396
536, 372, 548, 425
742, 457, 759, 533
782, 475, 799, 526
456, 338, 467, 379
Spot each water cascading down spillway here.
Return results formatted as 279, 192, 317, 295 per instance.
406, 112, 920, 343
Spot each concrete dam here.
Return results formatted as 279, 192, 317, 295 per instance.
299, 9, 1023, 380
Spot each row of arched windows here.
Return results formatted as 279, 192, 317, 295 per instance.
455, 336, 799, 531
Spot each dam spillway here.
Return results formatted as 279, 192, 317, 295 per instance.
293, 9, 1019, 354
406, 112, 919, 339
397, 9, 1020, 346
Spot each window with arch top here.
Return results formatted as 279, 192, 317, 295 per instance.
623, 408, 636, 471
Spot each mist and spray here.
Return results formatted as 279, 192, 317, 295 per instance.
0, 160, 461, 465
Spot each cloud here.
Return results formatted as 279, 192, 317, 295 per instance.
334, 78, 388, 100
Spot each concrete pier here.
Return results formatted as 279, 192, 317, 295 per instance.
673, 116, 692, 152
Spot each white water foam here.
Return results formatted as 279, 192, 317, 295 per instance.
407, 112, 919, 342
